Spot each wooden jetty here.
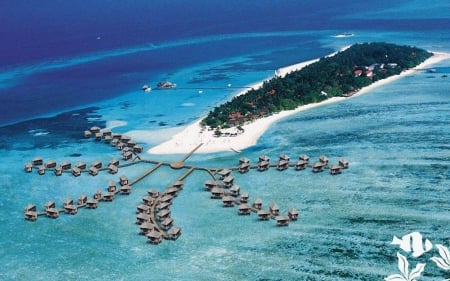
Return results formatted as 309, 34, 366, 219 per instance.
23, 127, 349, 244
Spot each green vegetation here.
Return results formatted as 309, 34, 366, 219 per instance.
202, 42, 432, 128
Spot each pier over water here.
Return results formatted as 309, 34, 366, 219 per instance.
23, 127, 349, 244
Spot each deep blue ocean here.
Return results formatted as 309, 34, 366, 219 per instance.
1, 1, 449, 280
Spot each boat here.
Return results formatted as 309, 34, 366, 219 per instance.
142, 85, 152, 92
157, 81, 176, 89
334, 32, 354, 38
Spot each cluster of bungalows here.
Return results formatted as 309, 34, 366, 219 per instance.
24, 175, 134, 221
202, 167, 300, 227
136, 181, 184, 244
84, 127, 143, 160
24, 156, 121, 177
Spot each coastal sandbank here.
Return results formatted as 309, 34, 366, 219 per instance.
148, 51, 450, 155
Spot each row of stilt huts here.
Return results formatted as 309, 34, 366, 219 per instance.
23, 126, 349, 244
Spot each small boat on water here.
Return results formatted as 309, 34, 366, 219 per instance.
157, 81, 176, 89
334, 32, 354, 38
142, 85, 152, 92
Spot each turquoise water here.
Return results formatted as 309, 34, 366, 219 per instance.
1, 1, 450, 280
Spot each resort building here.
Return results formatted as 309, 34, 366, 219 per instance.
204, 180, 219, 191
120, 175, 128, 186
312, 162, 325, 173
136, 204, 151, 214
157, 209, 171, 221
139, 222, 154, 235
288, 208, 299, 220
339, 158, 349, 169
319, 155, 329, 165
32, 157, 43, 166
75, 162, 86, 170
276, 160, 289, 171
77, 195, 87, 206
257, 210, 271, 220
295, 160, 308, 170
142, 196, 155, 206
167, 227, 182, 240
72, 167, 81, 177
38, 166, 45, 175
240, 192, 249, 203
230, 184, 240, 196
161, 217, 174, 230
24, 162, 32, 173
257, 160, 270, 171
91, 161, 102, 169
148, 189, 160, 198
45, 160, 57, 169
147, 230, 163, 244
172, 180, 184, 190
103, 192, 115, 202
275, 216, 290, 226
269, 203, 280, 216
54, 166, 62, 176
238, 162, 250, 173
299, 154, 309, 163
136, 213, 150, 225
86, 199, 98, 209
222, 196, 235, 207
108, 164, 118, 174
222, 175, 234, 187
253, 198, 263, 210
330, 165, 342, 175
238, 203, 252, 215
89, 167, 98, 176
217, 168, 232, 180
211, 187, 225, 199
120, 185, 132, 195
93, 189, 103, 200
61, 161, 71, 170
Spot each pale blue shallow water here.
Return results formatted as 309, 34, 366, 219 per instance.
1, 1, 450, 280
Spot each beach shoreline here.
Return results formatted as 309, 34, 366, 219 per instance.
147, 51, 450, 155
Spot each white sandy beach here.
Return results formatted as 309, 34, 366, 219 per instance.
148, 51, 450, 155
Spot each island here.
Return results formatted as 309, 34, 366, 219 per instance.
148, 42, 449, 154
201, 42, 432, 130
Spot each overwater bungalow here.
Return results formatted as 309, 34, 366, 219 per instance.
72, 167, 81, 177
312, 162, 325, 173
61, 161, 71, 170
339, 158, 349, 169
142, 195, 155, 206
167, 227, 182, 240
63, 198, 73, 208
258, 155, 270, 163
276, 160, 289, 171
64, 204, 77, 215
120, 175, 128, 186
147, 230, 163, 244
127, 140, 137, 148
159, 195, 174, 204
89, 167, 98, 176
161, 217, 174, 230
238, 162, 250, 173
133, 145, 143, 153
172, 180, 184, 190
166, 187, 179, 197
45, 201, 56, 210
120, 185, 132, 195
111, 138, 119, 146
275, 216, 290, 226
112, 133, 122, 140
104, 135, 112, 144
38, 166, 45, 175
257, 210, 271, 220
295, 160, 308, 170
46, 208, 59, 219
148, 189, 160, 198
222, 196, 235, 207
136, 204, 151, 214
108, 181, 117, 192
116, 143, 125, 150
279, 154, 290, 162
299, 154, 309, 163
257, 160, 270, 171
123, 151, 133, 161
319, 155, 329, 165
102, 129, 112, 136
239, 157, 250, 164
32, 157, 43, 166
240, 192, 249, 203
139, 222, 154, 235
89, 126, 101, 133
269, 203, 280, 216
45, 160, 57, 169
54, 166, 62, 176
84, 130, 92, 138
330, 165, 342, 175
156, 201, 171, 211
108, 164, 118, 174
230, 184, 240, 196
157, 209, 171, 221
95, 132, 102, 141
78, 195, 87, 206
25, 210, 38, 221
75, 162, 86, 170
136, 213, 150, 225
25, 162, 32, 173
108, 158, 120, 167
24, 204, 36, 213
120, 135, 131, 144
103, 192, 115, 202
218, 168, 232, 179
222, 175, 234, 187
238, 203, 252, 215
253, 198, 263, 210
204, 180, 219, 191
93, 189, 103, 200
86, 199, 99, 209
211, 187, 225, 199
288, 208, 299, 220
91, 160, 102, 169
